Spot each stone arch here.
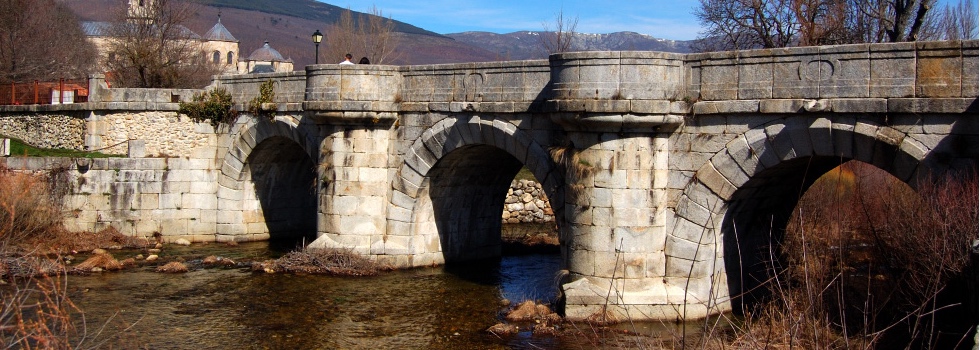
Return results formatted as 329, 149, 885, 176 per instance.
385, 115, 564, 266
216, 118, 320, 242
670, 115, 976, 311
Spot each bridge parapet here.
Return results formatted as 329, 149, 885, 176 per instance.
689, 40, 977, 101
213, 71, 306, 112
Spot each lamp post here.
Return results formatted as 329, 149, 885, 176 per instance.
312, 30, 323, 64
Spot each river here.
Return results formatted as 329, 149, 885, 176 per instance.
64, 226, 676, 349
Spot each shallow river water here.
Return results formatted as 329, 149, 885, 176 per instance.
70, 251, 557, 349
64, 231, 680, 349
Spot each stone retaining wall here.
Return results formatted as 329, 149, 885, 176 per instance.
0, 113, 86, 150
93, 111, 217, 158
0, 155, 222, 243
502, 179, 554, 224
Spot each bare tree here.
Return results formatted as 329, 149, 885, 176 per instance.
540, 10, 579, 54
694, 0, 944, 52
103, 0, 219, 88
325, 7, 356, 63
930, 0, 979, 40
854, 0, 937, 42
694, 0, 800, 51
359, 6, 397, 64
0, 0, 96, 83
325, 6, 398, 64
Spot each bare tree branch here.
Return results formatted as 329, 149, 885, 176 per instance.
0, 0, 96, 83
694, 0, 946, 52
103, 0, 219, 88
325, 6, 399, 64
540, 10, 579, 54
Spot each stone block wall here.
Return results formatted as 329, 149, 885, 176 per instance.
0, 156, 221, 243
502, 179, 554, 224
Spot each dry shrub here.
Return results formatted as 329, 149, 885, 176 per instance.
268, 248, 381, 276
0, 275, 78, 348
0, 166, 63, 253
0, 256, 65, 278
724, 294, 867, 349
774, 162, 978, 348
58, 227, 150, 254
155, 261, 188, 273
0, 165, 142, 348
0, 165, 148, 255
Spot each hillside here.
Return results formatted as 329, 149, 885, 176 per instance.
447, 31, 693, 61
64, 0, 693, 67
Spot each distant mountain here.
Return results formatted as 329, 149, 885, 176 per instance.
446, 31, 694, 61
64, 0, 692, 67
185, 0, 442, 37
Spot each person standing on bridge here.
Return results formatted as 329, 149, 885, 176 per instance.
339, 53, 354, 65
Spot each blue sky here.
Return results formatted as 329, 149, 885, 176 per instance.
328, 0, 963, 41
330, 1, 705, 40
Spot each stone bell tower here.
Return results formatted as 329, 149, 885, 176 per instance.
128, 0, 156, 20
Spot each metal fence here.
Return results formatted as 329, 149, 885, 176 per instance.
0, 78, 89, 105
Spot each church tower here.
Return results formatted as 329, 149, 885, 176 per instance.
128, 0, 156, 20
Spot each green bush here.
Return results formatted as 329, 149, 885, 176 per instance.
178, 88, 238, 127
247, 80, 277, 119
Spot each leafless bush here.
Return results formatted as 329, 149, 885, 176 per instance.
0, 166, 62, 254
654, 162, 977, 349
0, 165, 147, 348
775, 161, 978, 348
0, 275, 79, 348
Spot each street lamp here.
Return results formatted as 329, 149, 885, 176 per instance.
312, 30, 323, 64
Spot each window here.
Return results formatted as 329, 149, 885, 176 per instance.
212, 51, 220, 64
227, 52, 234, 65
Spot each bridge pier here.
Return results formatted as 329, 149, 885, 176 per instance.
553, 121, 729, 320
307, 112, 397, 255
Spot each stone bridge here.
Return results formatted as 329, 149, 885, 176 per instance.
1, 40, 976, 322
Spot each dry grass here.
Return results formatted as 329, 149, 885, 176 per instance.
155, 261, 189, 273
505, 300, 561, 323
73, 252, 123, 272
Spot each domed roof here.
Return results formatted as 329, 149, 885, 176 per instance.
204, 17, 236, 42
247, 41, 286, 62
